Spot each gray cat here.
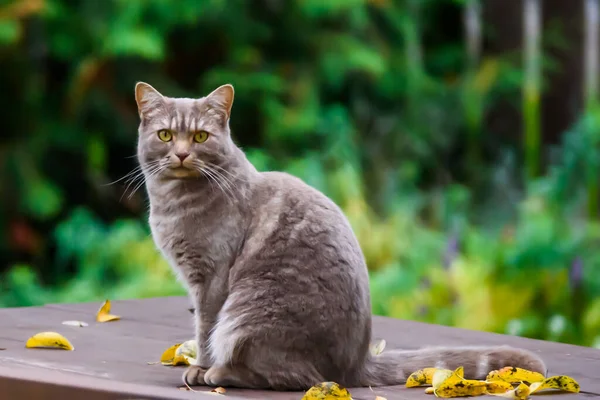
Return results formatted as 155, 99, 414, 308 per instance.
134, 82, 546, 390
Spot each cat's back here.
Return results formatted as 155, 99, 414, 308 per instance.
241, 169, 369, 285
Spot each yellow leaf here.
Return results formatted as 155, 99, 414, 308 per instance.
160, 343, 182, 366
301, 382, 352, 400
25, 332, 74, 351
174, 340, 197, 365
62, 320, 88, 327
406, 367, 438, 387
211, 387, 226, 394
96, 300, 121, 322
432, 367, 462, 389
369, 339, 386, 356
486, 367, 545, 384
160, 340, 197, 366
489, 382, 530, 399
529, 375, 580, 394
485, 380, 514, 394
434, 369, 487, 398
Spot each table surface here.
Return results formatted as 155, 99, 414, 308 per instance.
0, 296, 598, 399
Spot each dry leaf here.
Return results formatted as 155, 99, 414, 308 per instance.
160, 340, 197, 366
174, 340, 198, 365
211, 387, 226, 394
25, 332, 74, 351
369, 339, 386, 356
62, 320, 88, 327
486, 367, 544, 384
529, 375, 580, 394
406, 367, 438, 387
160, 343, 182, 365
96, 300, 121, 322
434, 367, 487, 398
432, 367, 461, 389
301, 382, 352, 400
489, 382, 530, 399
485, 380, 514, 394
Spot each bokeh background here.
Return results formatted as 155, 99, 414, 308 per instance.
1, 0, 600, 347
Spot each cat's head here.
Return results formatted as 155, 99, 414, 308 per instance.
134, 82, 235, 180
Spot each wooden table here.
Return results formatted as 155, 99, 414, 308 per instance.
0, 297, 597, 399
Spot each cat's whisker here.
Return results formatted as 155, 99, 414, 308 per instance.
123, 162, 163, 201
198, 164, 235, 204
203, 169, 235, 204
200, 162, 240, 190
203, 165, 236, 194
205, 161, 250, 183
119, 170, 146, 202
128, 164, 164, 200
201, 163, 239, 195
102, 163, 149, 186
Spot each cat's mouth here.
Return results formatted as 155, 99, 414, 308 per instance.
167, 165, 201, 179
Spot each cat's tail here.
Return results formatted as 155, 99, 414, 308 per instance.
360, 345, 546, 386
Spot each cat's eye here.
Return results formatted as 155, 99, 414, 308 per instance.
193, 131, 209, 144
157, 129, 173, 142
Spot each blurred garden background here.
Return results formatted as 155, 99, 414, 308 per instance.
1, 0, 600, 347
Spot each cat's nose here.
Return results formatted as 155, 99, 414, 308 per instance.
175, 152, 190, 162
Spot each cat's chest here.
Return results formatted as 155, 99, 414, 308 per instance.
149, 212, 205, 266
148, 207, 242, 272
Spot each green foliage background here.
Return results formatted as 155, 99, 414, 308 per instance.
1, 0, 600, 347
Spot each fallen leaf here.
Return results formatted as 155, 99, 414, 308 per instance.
489, 382, 530, 399
529, 375, 580, 394
160, 340, 197, 366
62, 320, 88, 327
174, 340, 198, 365
485, 380, 514, 394
96, 299, 121, 322
406, 367, 438, 387
301, 382, 352, 400
486, 367, 544, 384
424, 387, 434, 395
374, 396, 387, 400
432, 367, 461, 389
211, 387, 226, 394
369, 339, 386, 356
434, 367, 487, 398
25, 332, 74, 351
160, 343, 182, 366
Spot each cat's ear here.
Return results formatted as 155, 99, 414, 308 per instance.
205, 84, 235, 120
135, 82, 164, 119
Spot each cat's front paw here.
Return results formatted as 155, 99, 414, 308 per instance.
183, 365, 208, 386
